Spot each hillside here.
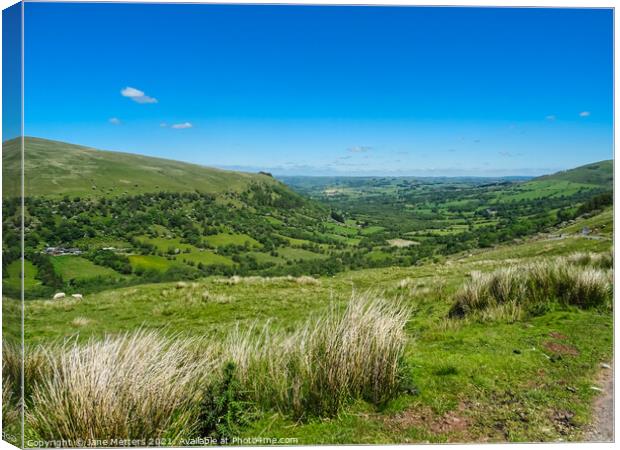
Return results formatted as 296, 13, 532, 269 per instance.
2, 137, 277, 198
4, 209, 613, 443
534, 160, 613, 187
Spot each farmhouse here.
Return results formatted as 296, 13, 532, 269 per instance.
43, 246, 82, 256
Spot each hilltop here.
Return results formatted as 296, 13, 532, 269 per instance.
2, 137, 278, 198
534, 160, 613, 187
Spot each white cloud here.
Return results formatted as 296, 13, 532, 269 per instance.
546, 115, 556, 121
121, 86, 158, 104
348, 146, 372, 153
171, 122, 193, 129
498, 151, 513, 157
579, 111, 591, 117
160, 122, 168, 128
109, 117, 121, 125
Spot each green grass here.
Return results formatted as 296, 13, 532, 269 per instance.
277, 247, 328, 261
50, 256, 120, 281
136, 236, 195, 252
205, 233, 261, 248
175, 251, 234, 266
275, 234, 313, 247
3, 259, 41, 291
128, 255, 180, 272
3, 137, 279, 198
559, 208, 613, 236
323, 222, 359, 237
366, 250, 392, 262
247, 251, 286, 265
7, 226, 612, 443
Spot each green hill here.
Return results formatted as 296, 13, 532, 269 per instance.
3, 137, 277, 198
534, 160, 613, 186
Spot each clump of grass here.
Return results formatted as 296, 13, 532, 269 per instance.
229, 292, 410, 418
71, 316, 91, 327
22, 292, 411, 441
566, 250, 613, 269
449, 259, 612, 320
26, 331, 216, 444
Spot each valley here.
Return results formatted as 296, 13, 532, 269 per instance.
1, 137, 614, 445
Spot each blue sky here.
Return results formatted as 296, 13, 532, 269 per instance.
14, 4, 614, 176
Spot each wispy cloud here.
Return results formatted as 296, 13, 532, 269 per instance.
108, 117, 121, 125
348, 145, 372, 153
121, 86, 158, 104
579, 111, 591, 117
159, 122, 168, 127
546, 115, 556, 121
171, 122, 193, 129
498, 151, 513, 157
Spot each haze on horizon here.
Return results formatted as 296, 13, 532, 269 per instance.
7, 4, 613, 177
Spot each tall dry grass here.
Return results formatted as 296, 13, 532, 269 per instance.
19, 292, 410, 442
228, 292, 410, 417
449, 258, 612, 319
26, 332, 217, 444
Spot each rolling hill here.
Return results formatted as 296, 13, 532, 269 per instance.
2, 137, 278, 198
534, 160, 613, 186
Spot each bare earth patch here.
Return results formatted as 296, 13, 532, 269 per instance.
586, 362, 614, 442
384, 402, 473, 441
543, 341, 579, 357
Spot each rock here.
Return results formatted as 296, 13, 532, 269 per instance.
600, 363, 611, 369
71, 294, 83, 300
590, 386, 603, 392
53, 292, 65, 300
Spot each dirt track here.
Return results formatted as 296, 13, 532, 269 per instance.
586, 363, 614, 442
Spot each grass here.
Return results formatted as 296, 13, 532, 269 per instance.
6, 224, 613, 444
128, 255, 180, 272
175, 251, 234, 267
205, 233, 262, 248
277, 247, 328, 261
449, 254, 612, 320
4, 259, 41, 291
13, 294, 409, 443
50, 256, 120, 281
4, 137, 278, 198
136, 236, 195, 252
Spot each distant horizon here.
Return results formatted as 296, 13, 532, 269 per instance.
6, 135, 611, 179
6, 4, 612, 178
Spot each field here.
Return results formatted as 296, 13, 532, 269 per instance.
50, 256, 120, 282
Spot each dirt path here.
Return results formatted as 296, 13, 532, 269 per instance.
586, 363, 614, 442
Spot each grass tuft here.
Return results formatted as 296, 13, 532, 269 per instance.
449, 258, 612, 320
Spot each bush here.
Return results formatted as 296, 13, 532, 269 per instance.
197, 362, 251, 441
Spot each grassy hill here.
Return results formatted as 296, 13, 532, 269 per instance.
2, 137, 277, 198
534, 160, 613, 186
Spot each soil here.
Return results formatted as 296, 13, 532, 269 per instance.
585, 362, 614, 442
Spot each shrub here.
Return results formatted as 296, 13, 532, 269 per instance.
197, 362, 251, 441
